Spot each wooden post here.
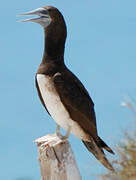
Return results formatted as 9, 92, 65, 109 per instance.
35, 134, 82, 180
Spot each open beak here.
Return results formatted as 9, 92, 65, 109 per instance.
18, 7, 51, 24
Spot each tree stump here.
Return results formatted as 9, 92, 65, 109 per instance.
35, 134, 82, 180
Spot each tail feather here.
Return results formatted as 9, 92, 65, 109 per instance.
82, 139, 114, 171
98, 137, 115, 155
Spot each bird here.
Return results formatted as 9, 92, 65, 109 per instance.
19, 6, 114, 171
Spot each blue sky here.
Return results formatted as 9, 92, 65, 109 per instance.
0, 0, 136, 180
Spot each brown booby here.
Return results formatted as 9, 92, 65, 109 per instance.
19, 6, 114, 171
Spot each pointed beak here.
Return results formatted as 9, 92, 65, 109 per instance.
18, 7, 50, 23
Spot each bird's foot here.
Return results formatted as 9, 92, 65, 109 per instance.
56, 133, 68, 141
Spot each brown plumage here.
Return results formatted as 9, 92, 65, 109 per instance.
20, 6, 114, 171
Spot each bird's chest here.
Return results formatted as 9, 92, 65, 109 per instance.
36, 74, 88, 140
36, 74, 71, 128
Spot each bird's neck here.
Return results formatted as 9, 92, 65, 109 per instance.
42, 20, 67, 64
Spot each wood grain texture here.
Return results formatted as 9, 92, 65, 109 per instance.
35, 134, 82, 180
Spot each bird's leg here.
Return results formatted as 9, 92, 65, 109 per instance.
56, 125, 71, 141
56, 124, 62, 137
61, 126, 71, 140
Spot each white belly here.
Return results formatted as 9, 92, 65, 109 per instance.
36, 74, 88, 140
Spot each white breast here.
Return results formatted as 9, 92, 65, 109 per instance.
36, 74, 88, 140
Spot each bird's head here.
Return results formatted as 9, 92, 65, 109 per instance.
18, 6, 64, 28
18, 6, 67, 58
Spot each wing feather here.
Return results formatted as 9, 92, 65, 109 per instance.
53, 71, 98, 139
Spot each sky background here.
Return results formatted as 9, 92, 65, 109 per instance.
0, 0, 136, 180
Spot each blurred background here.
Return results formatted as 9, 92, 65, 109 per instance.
0, 0, 136, 179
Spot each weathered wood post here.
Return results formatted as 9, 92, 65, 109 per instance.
35, 134, 82, 180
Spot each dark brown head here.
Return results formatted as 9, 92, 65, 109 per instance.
43, 6, 65, 22
19, 6, 67, 59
